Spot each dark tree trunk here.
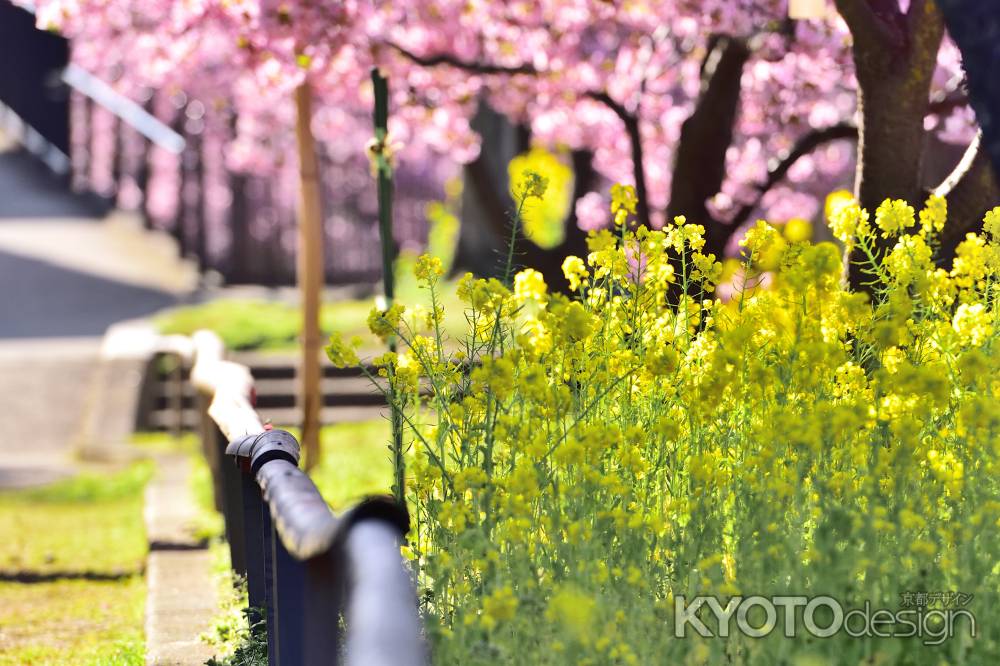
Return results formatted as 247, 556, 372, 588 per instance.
192, 130, 206, 271
835, 0, 945, 288
625, 113, 650, 230
933, 0, 1000, 264
227, 172, 251, 283
452, 103, 528, 277
667, 34, 750, 259
136, 98, 154, 229
172, 113, 190, 258
452, 101, 599, 293
514, 149, 596, 292
457, 138, 597, 292
856, 11, 942, 213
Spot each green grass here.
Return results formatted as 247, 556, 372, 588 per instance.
189, 449, 226, 541
310, 420, 395, 509
131, 431, 226, 543
155, 274, 465, 351
0, 579, 145, 666
202, 554, 266, 666
155, 299, 357, 351
131, 422, 394, 541
0, 464, 151, 665
130, 430, 199, 454
0, 463, 152, 575
262, 420, 395, 510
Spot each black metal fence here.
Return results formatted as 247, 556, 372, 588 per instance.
189, 331, 426, 665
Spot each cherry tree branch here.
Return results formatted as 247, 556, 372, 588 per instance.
388, 41, 652, 228
584, 91, 651, 228
729, 123, 859, 229
387, 42, 536, 75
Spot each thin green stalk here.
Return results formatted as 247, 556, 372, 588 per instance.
371, 67, 405, 504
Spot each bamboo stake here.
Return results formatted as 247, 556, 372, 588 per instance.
371, 68, 405, 503
294, 82, 323, 470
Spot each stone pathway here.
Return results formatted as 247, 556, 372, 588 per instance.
0, 337, 101, 487
144, 453, 219, 666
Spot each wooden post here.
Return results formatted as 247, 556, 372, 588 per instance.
294, 83, 323, 470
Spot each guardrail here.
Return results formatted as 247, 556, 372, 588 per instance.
61, 63, 185, 154
188, 330, 426, 665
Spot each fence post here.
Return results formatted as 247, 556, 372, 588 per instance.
268, 498, 342, 666
198, 390, 249, 579
228, 433, 281, 662
197, 353, 424, 666
238, 472, 268, 612
262, 502, 277, 665
293, 82, 324, 471
218, 429, 247, 577
270, 530, 303, 665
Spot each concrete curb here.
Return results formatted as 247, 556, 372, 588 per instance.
144, 453, 218, 666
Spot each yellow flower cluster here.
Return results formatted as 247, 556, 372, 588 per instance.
874, 198, 916, 238
610, 183, 638, 226
513, 268, 547, 305
328, 190, 1000, 664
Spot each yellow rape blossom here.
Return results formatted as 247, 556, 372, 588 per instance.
874, 198, 916, 238
334, 186, 1000, 665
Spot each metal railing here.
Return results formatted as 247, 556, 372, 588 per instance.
61, 63, 184, 154
189, 330, 426, 665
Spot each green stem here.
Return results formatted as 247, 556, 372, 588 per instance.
372, 67, 405, 504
